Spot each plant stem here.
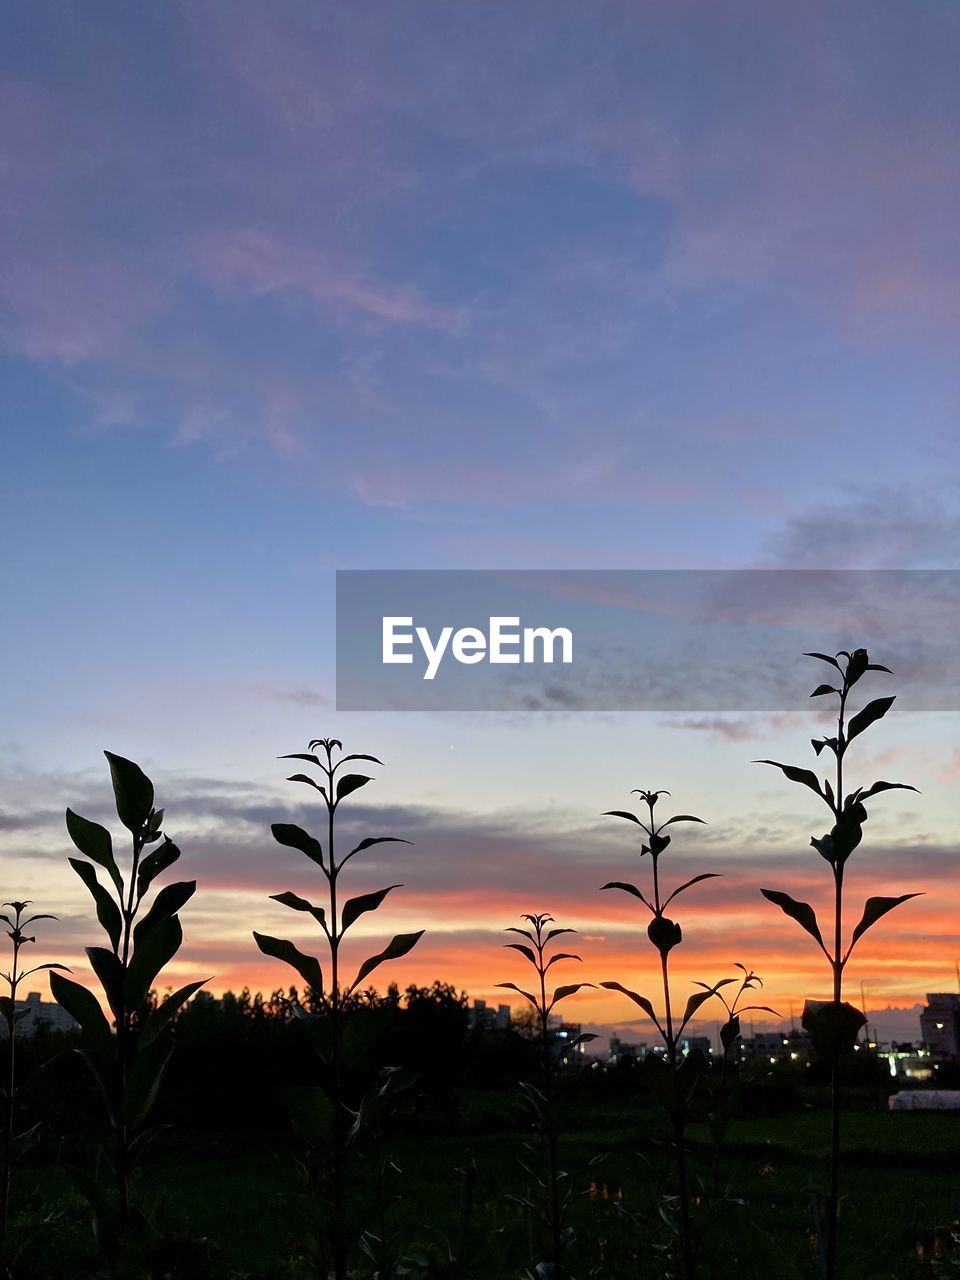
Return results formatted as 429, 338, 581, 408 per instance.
325, 745, 347, 1280
536, 921, 563, 1280
710, 1047, 729, 1205
825, 675, 848, 1280
649, 795, 694, 1280
116, 830, 143, 1228
0, 916, 20, 1269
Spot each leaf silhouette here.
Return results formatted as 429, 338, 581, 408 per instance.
760, 889, 827, 953
340, 885, 401, 933
804, 651, 841, 670
550, 982, 592, 1009
495, 980, 538, 1009
600, 881, 653, 910
846, 696, 895, 743
663, 872, 721, 908
755, 760, 824, 800
351, 930, 424, 989
253, 932, 323, 994
599, 981, 663, 1034
856, 780, 919, 802
848, 893, 922, 951
271, 823, 325, 869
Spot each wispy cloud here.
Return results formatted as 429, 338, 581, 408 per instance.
191, 227, 460, 332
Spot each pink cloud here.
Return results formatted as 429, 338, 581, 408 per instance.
191, 227, 460, 332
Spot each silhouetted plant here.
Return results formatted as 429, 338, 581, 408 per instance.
497, 911, 595, 1280
600, 789, 729, 1279
49, 751, 206, 1271
254, 736, 424, 1280
0, 901, 67, 1274
700, 963, 775, 1204
759, 648, 920, 1280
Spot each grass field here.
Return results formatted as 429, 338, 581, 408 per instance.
7, 1090, 960, 1279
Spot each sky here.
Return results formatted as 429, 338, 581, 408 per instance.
1, 2, 958, 1047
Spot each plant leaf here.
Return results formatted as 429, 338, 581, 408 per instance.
856, 779, 919, 802
504, 942, 537, 965
133, 880, 195, 947
66, 810, 122, 896
19, 962, 70, 981
269, 891, 327, 930
351, 930, 424, 989
86, 946, 124, 1022
804, 651, 841, 670
335, 773, 372, 802
495, 981, 538, 1009
849, 893, 922, 951
599, 981, 662, 1031
69, 859, 122, 952
505, 925, 536, 942
600, 881, 653, 910
253, 932, 323, 993
271, 823, 325, 868
340, 885, 401, 933
550, 982, 592, 1008
49, 972, 112, 1049
755, 760, 824, 801
659, 814, 707, 827
140, 979, 208, 1047
663, 872, 721, 907
126, 915, 182, 1010
679, 988, 720, 1031
846, 696, 896, 743
104, 751, 154, 833
760, 888, 827, 952
339, 835, 412, 869
286, 773, 328, 797
602, 810, 644, 825
136, 837, 181, 898
123, 1034, 175, 1128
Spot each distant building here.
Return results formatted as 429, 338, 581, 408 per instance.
920, 994, 960, 1058
468, 999, 511, 1031
743, 1028, 811, 1063
608, 1036, 647, 1062
0, 991, 77, 1038
552, 1022, 587, 1061
681, 1035, 712, 1057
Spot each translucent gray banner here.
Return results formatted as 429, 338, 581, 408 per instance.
335, 570, 960, 711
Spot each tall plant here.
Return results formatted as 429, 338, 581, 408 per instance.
497, 911, 594, 1280
759, 648, 920, 1280
254, 736, 424, 1280
0, 902, 67, 1272
600, 789, 729, 1280
49, 752, 206, 1265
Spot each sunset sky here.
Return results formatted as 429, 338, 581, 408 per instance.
1, 3, 958, 1046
